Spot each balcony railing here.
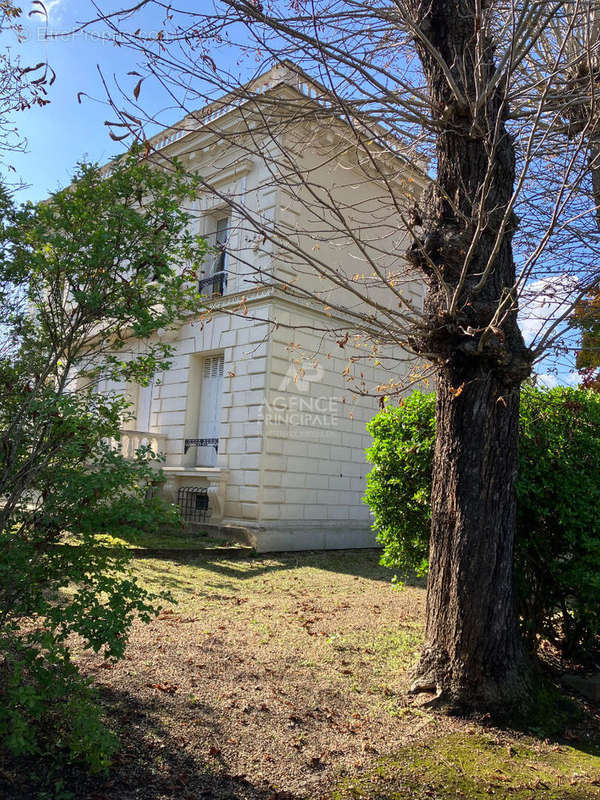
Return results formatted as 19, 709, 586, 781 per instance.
184, 437, 219, 455
198, 270, 227, 297
117, 430, 168, 460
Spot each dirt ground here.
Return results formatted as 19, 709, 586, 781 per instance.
3, 549, 600, 799
82, 550, 442, 799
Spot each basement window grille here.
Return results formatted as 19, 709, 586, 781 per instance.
178, 486, 210, 523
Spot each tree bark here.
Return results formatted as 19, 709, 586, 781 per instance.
406, 0, 532, 707
411, 367, 528, 706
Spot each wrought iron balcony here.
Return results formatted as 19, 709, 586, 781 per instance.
198, 270, 227, 297
184, 437, 219, 455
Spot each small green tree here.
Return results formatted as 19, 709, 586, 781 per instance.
366, 387, 600, 662
573, 289, 600, 392
0, 151, 205, 771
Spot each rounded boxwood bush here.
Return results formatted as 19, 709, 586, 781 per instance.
365, 386, 600, 660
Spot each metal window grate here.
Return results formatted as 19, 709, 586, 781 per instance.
145, 483, 159, 502
178, 486, 210, 523
198, 270, 226, 296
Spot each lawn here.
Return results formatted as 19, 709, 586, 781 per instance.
7, 549, 600, 799
92, 526, 251, 552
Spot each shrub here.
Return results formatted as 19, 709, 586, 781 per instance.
365, 386, 600, 660
0, 151, 204, 774
365, 390, 435, 580
517, 386, 600, 656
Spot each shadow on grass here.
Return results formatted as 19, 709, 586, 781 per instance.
94, 523, 246, 552
510, 669, 600, 759
137, 548, 425, 588
0, 685, 300, 800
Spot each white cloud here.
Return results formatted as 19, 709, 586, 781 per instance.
561, 370, 581, 387
46, 0, 63, 19
518, 274, 579, 346
30, 0, 64, 22
534, 369, 580, 389
535, 372, 559, 389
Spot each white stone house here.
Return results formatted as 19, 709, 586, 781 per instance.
109, 63, 424, 552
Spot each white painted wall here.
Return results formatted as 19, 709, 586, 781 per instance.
119, 293, 414, 550
95, 67, 423, 550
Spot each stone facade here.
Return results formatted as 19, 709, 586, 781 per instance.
104, 63, 423, 552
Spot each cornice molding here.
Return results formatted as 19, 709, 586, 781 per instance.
198, 284, 369, 330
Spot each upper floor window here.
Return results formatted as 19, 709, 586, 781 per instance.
199, 215, 229, 297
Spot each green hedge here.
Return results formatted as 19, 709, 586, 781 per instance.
365, 386, 600, 660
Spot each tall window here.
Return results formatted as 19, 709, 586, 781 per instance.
199, 216, 229, 296
196, 354, 224, 467
136, 380, 154, 432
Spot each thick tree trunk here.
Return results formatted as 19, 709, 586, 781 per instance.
406, 0, 532, 707
411, 368, 528, 706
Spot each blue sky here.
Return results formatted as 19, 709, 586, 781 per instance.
6, 1, 182, 202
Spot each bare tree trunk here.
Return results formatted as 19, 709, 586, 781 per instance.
412, 370, 527, 705
407, 0, 532, 706
588, 138, 600, 228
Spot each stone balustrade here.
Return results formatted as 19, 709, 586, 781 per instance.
116, 430, 168, 460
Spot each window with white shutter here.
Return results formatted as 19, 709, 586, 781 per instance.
196, 354, 224, 466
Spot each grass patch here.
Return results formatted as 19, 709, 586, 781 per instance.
11, 549, 595, 800
369, 625, 424, 672
93, 526, 243, 550
333, 732, 600, 799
